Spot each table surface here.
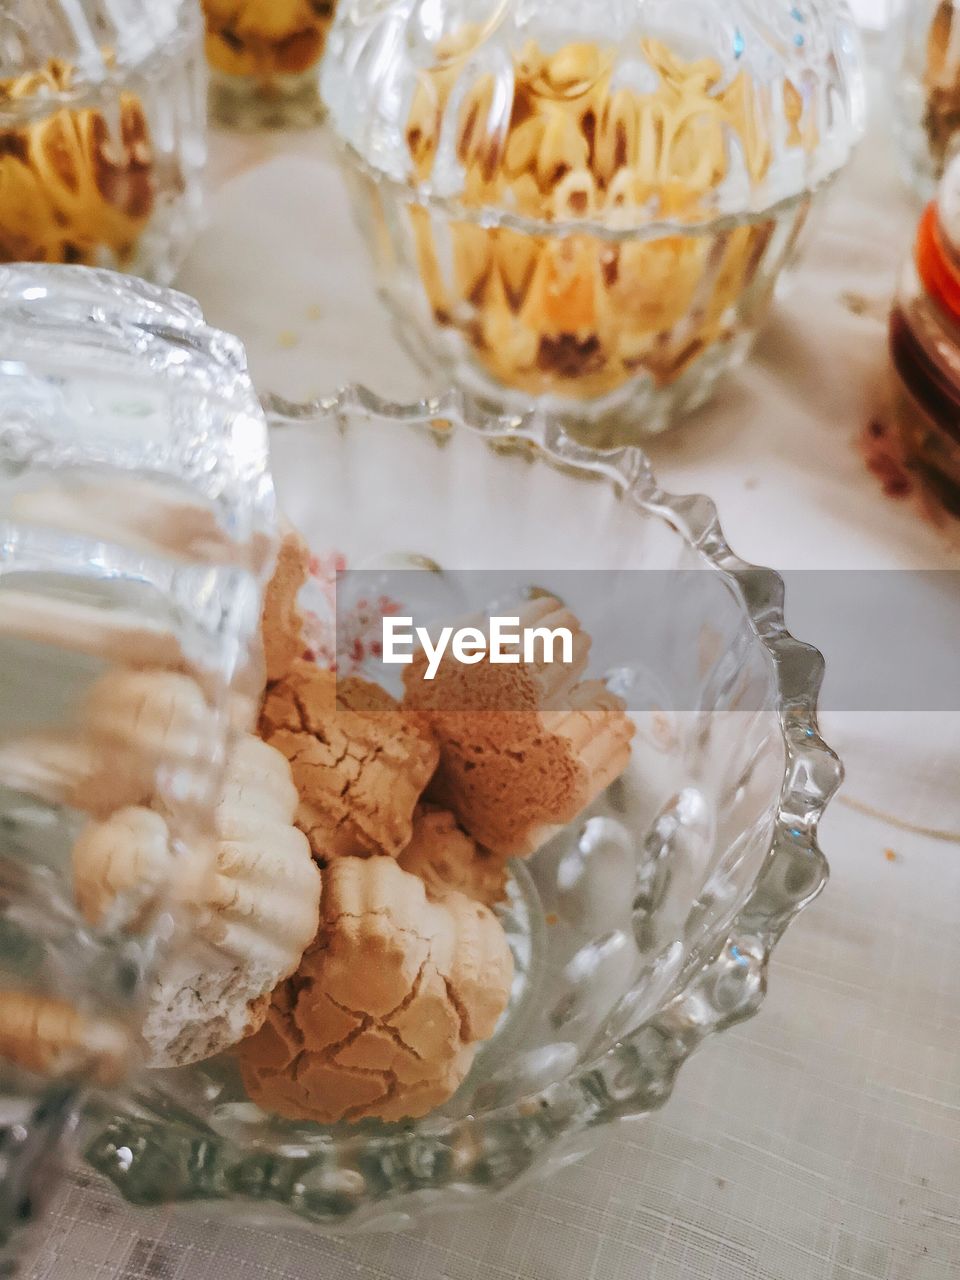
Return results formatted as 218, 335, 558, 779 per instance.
22, 90, 960, 1280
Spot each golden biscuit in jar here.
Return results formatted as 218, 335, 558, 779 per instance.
202, 0, 334, 83
404, 35, 813, 401
0, 60, 155, 266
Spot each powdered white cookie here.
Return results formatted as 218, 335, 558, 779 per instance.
72, 736, 322, 1067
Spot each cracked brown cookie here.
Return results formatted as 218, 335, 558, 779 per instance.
259, 660, 439, 861
237, 856, 513, 1123
261, 528, 311, 684
402, 599, 634, 857
397, 805, 508, 908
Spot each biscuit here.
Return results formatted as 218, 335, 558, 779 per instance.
0, 60, 154, 266
261, 528, 311, 684
0, 991, 128, 1085
403, 599, 634, 857
397, 805, 508, 908
260, 661, 438, 860
203, 0, 333, 80
239, 856, 513, 1123
422, 692, 633, 858
72, 736, 322, 1067
0, 668, 217, 817
405, 35, 801, 398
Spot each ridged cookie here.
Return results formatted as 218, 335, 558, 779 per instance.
0, 668, 217, 817
0, 990, 129, 1085
397, 805, 508, 907
72, 735, 322, 1067
238, 856, 513, 1124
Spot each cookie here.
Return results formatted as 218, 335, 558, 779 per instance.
238, 856, 513, 1123
403, 599, 634, 856
397, 805, 508, 907
260, 661, 438, 860
72, 735, 322, 1067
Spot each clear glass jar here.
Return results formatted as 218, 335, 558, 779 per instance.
889, 151, 960, 511
322, 0, 866, 440
203, 0, 337, 129
894, 0, 960, 198
0, 2, 206, 283
0, 263, 275, 1270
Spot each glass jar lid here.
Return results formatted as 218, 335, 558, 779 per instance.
322, 0, 866, 227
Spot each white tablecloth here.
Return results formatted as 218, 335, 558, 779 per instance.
23, 93, 960, 1280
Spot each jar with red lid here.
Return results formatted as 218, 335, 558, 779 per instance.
889, 151, 960, 513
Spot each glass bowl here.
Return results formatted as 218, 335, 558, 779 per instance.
203, 0, 337, 129
0, 1, 206, 282
322, 0, 866, 440
80, 385, 842, 1232
894, 0, 960, 198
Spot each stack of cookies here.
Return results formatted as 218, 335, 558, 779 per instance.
240, 531, 635, 1123
0, 60, 154, 265
406, 36, 812, 398
48, 526, 633, 1125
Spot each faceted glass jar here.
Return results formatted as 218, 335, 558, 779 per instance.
323, 0, 866, 439
888, 155, 960, 511
203, 0, 337, 129
0, 264, 275, 1268
81, 387, 841, 1232
0, 2, 207, 283
894, 0, 960, 198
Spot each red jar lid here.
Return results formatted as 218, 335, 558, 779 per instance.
915, 200, 960, 324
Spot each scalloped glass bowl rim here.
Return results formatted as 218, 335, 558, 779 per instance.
87, 382, 841, 1196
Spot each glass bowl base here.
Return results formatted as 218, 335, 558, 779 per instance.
384, 278, 757, 442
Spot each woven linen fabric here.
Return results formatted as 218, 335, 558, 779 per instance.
24, 795, 960, 1280
22, 85, 960, 1280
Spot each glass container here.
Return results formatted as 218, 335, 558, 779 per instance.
322, 0, 866, 440
80, 385, 842, 1231
203, 0, 337, 129
0, 2, 206, 283
888, 148, 960, 510
0, 264, 275, 1269
894, 0, 960, 198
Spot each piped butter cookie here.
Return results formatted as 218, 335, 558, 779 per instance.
72, 735, 322, 1067
397, 805, 508, 908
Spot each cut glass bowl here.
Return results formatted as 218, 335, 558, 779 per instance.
322, 0, 866, 437
0, 0, 206, 282
82, 385, 842, 1232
